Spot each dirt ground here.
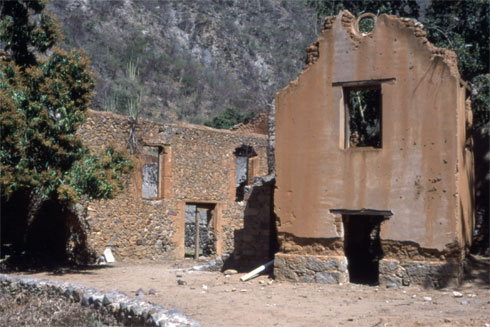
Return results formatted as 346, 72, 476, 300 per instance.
18, 257, 490, 327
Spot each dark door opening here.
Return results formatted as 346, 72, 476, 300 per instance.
184, 203, 216, 259
343, 215, 385, 285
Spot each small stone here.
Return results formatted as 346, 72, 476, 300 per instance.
224, 269, 238, 275
444, 318, 451, 323
452, 291, 463, 298
258, 280, 265, 285
108, 303, 120, 313
411, 295, 417, 299
231, 288, 237, 292
240, 289, 247, 292
467, 294, 476, 298
102, 295, 112, 306
177, 279, 187, 286
148, 288, 156, 295
423, 297, 432, 302
386, 283, 397, 288
460, 300, 469, 305
81, 295, 90, 306
136, 288, 145, 296
202, 285, 208, 290
72, 289, 83, 302
176, 272, 183, 278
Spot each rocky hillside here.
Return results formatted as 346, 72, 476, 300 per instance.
47, 0, 319, 124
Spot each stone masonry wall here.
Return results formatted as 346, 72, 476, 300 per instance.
0, 274, 198, 326
77, 110, 270, 262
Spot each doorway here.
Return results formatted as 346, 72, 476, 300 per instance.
184, 203, 216, 259
342, 215, 385, 285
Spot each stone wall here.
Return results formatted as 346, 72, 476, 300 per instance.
231, 112, 268, 135
0, 274, 198, 326
78, 110, 271, 262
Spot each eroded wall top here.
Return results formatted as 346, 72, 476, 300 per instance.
274, 11, 472, 252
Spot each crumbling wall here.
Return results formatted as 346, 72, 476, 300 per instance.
77, 110, 269, 261
274, 11, 473, 286
231, 112, 268, 135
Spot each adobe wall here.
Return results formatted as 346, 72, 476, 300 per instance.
274, 11, 474, 286
77, 110, 270, 263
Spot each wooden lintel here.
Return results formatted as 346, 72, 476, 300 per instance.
332, 78, 396, 87
330, 208, 393, 217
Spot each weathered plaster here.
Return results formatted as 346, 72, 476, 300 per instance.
274, 11, 473, 268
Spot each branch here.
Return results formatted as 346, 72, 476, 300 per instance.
426, 26, 454, 49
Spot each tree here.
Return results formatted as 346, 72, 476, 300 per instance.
306, 0, 420, 24
0, 0, 132, 264
204, 107, 256, 129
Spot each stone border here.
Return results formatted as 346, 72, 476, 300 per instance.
0, 274, 199, 327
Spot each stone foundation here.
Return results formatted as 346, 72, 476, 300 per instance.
274, 253, 462, 288
274, 253, 348, 284
379, 259, 462, 288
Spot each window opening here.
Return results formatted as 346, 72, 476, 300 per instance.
234, 145, 257, 201
184, 203, 216, 259
344, 86, 382, 148
142, 146, 161, 198
357, 14, 376, 35
342, 215, 385, 285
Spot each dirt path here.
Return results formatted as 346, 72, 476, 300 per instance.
19, 259, 490, 327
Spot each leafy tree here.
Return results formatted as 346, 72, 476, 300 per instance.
204, 107, 256, 129
0, 0, 132, 263
306, 0, 419, 23
423, 0, 489, 129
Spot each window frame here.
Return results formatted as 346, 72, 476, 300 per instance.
332, 78, 395, 151
343, 85, 382, 149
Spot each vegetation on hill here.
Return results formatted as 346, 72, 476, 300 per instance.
46, 0, 319, 124
0, 0, 132, 265
204, 107, 256, 129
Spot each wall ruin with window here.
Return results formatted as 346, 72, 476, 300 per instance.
77, 110, 270, 263
274, 11, 474, 287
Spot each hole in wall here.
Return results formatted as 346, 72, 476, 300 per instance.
343, 215, 385, 285
344, 86, 382, 148
234, 145, 257, 201
357, 13, 376, 35
184, 203, 216, 258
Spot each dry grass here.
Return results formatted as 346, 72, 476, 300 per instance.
0, 292, 121, 327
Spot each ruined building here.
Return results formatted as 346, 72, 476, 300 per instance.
273, 11, 474, 287
76, 11, 474, 287
78, 110, 275, 267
